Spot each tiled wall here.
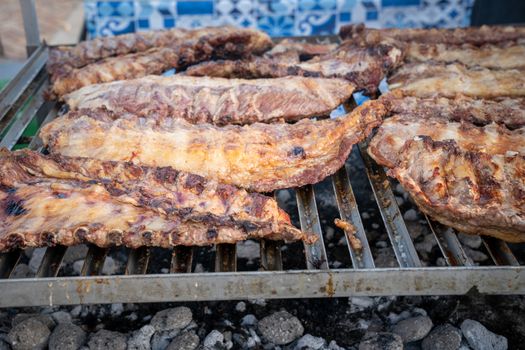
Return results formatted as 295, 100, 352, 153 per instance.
84, 0, 473, 38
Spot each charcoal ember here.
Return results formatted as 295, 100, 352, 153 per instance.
461, 319, 508, 350
392, 315, 433, 343
421, 324, 462, 350
48, 323, 87, 350
151, 307, 193, 332
457, 233, 482, 249
203, 330, 225, 348
87, 329, 127, 350
12, 313, 55, 330
51, 311, 72, 324
258, 311, 304, 345
358, 332, 403, 350
167, 331, 200, 350
8, 318, 51, 350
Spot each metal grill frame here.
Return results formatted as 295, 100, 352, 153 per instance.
0, 30, 523, 307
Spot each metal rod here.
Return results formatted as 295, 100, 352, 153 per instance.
332, 165, 375, 268
215, 244, 237, 272
426, 217, 473, 266
27, 104, 59, 151
259, 240, 283, 271
80, 246, 109, 276
358, 142, 422, 268
125, 247, 151, 275
483, 237, 520, 266
1, 267, 523, 307
0, 79, 51, 150
296, 185, 329, 270
0, 251, 22, 279
170, 246, 194, 273
19, 0, 41, 56
36, 246, 68, 278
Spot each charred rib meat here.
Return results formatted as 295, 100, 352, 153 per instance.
340, 23, 525, 45
389, 62, 525, 98
0, 149, 312, 252
64, 75, 355, 125
40, 101, 385, 192
48, 28, 273, 99
381, 91, 525, 129
388, 137, 525, 242
47, 26, 272, 78
185, 40, 403, 95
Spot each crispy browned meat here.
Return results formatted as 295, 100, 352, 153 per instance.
264, 39, 337, 62
368, 114, 525, 168
185, 41, 403, 95
0, 148, 312, 252
40, 101, 385, 192
388, 137, 525, 242
404, 41, 525, 69
47, 26, 272, 77
381, 91, 525, 129
340, 23, 525, 45
64, 75, 355, 125
48, 28, 273, 99
389, 62, 525, 98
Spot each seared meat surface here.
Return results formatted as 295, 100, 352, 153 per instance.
40, 101, 385, 192
48, 27, 273, 99
47, 26, 272, 78
185, 40, 403, 95
368, 114, 525, 168
264, 39, 337, 62
381, 91, 525, 129
404, 41, 525, 69
389, 62, 525, 98
340, 23, 525, 45
0, 149, 311, 252
389, 137, 525, 242
64, 75, 355, 125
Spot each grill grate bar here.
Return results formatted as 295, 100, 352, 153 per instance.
483, 237, 520, 266
332, 165, 375, 268
126, 247, 151, 275
358, 142, 422, 268
36, 246, 68, 277
170, 246, 194, 273
27, 104, 59, 151
426, 218, 473, 266
81, 245, 108, 276
259, 240, 283, 271
215, 244, 237, 272
296, 185, 329, 270
0, 251, 22, 279
0, 45, 47, 123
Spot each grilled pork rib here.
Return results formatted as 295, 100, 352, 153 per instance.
40, 101, 385, 192
389, 137, 525, 242
47, 26, 272, 78
0, 149, 312, 252
381, 91, 525, 129
389, 62, 525, 98
340, 23, 525, 45
64, 76, 355, 125
404, 42, 525, 69
48, 28, 273, 99
264, 39, 337, 62
185, 41, 403, 95
368, 114, 525, 169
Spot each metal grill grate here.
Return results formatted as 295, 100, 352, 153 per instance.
0, 39, 523, 308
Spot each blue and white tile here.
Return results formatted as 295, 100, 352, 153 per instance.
135, 0, 176, 30
296, 12, 336, 35
215, 0, 256, 27
257, 15, 295, 36
255, 0, 297, 16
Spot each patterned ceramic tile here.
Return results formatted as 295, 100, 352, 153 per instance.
84, 0, 473, 38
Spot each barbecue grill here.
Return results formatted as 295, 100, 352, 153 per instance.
0, 1, 523, 308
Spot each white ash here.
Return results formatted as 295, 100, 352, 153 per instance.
127, 325, 155, 350
51, 311, 72, 324
464, 247, 488, 263
392, 315, 433, 343
375, 240, 388, 248
194, 263, 205, 273
421, 323, 462, 350
294, 334, 326, 350
203, 329, 224, 348
241, 314, 258, 327
361, 212, 371, 219
236, 240, 260, 262
110, 303, 124, 316
48, 323, 87, 350
359, 332, 403, 350
235, 302, 246, 313
461, 319, 508, 350
325, 226, 335, 241
249, 298, 267, 306
151, 329, 180, 350
387, 310, 412, 325
395, 196, 404, 206
258, 311, 304, 345
350, 297, 375, 310
458, 233, 482, 249
403, 209, 418, 221
160, 268, 169, 274
331, 260, 343, 268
